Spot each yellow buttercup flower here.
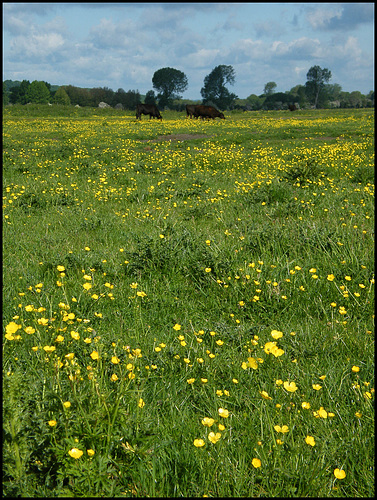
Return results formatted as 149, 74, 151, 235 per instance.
334, 468, 346, 479
218, 408, 229, 418
208, 432, 221, 444
202, 417, 215, 427
305, 435, 316, 446
271, 330, 283, 339
283, 381, 298, 392
193, 439, 205, 448
252, 458, 261, 468
68, 448, 83, 459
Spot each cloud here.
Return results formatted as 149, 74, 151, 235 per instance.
306, 3, 374, 31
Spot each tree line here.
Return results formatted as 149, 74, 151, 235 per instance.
3, 65, 374, 111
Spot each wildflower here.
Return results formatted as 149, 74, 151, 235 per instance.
202, 417, 215, 427
345, 276, 351, 281
68, 448, 84, 459
187, 378, 195, 385
55, 335, 64, 342
248, 357, 258, 369
138, 398, 145, 408
43, 346, 56, 353
252, 458, 261, 468
48, 420, 57, 427
25, 305, 35, 312
65, 353, 75, 360
111, 374, 119, 382
334, 468, 346, 479
312, 384, 322, 391
137, 291, 147, 297
57, 265, 65, 272
260, 391, 272, 400
216, 339, 224, 346
205, 267, 212, 273
355, 411, 362, 418
83, 283, 92, 290
208, 432, 221, 444
274, 425, 289, 434
6, 321, 21, 335
301, 402, 311, 410
283, 381, 298, 392
63, 401, 71, 408
130, 282, 138, 289
305, 435, 316, 446
24, 326, 35, 334
271, 330, 283, 339
351, 366, 360, 372
218, 408, 229, 418
87, 449, 95, 457
111, 356, 120, 364
317, 407, 328, 418
327, 274, 335, 281
173, 324, 181, 331
201, 378, 208, 384
193, 439, 205, 448
90, 351, 99, 360
338, 306, 347, 315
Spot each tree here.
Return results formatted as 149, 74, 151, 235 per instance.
145, 90, 157, 106
152, 67, 188, 108
305, 65, 332, 108
3, 82, 9, 106
246, 93, 264, 110
25, 81, 51, 104
264, 82, 277, 96
201, 65, 237, 110
10, 79, 30, 104
52, 87, 71, 105
289, 84, 308, 108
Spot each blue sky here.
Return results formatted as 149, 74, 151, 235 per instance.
3, 2, 374, 99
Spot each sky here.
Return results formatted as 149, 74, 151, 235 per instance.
2, 2, 375, 100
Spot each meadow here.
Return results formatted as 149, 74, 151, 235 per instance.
2, 105, 374, 497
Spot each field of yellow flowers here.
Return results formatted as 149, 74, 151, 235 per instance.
3, 105, 374, 497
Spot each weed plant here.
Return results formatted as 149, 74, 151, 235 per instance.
3, 106, 374, 497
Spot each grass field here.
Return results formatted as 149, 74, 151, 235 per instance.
2, 105, 374, 497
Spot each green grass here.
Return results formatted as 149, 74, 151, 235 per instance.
3, 106, 374, 497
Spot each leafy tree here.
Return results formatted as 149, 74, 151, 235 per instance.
113, 89, 141, 110
289, 84, 308, 108
144, 90, 157, 106
25, 81, 51, 104
52, 87, 71, 105
201, 65, 237, 110
152, 67, 188, 108
3, 82, 9, 106
90, 87, 115, 107
62, 85, 94, 107
263, 92, 296, 110
245, 93, 264, 110
10, 79, 30, 104
305, 65, 332, 108
264, 82, 277, 96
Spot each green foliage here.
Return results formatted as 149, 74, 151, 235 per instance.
201, 65, 238, 110
306, 65, 332, 108
52, 87, 71, 105
2, 107, 374, 497
152, 67, 188, 108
